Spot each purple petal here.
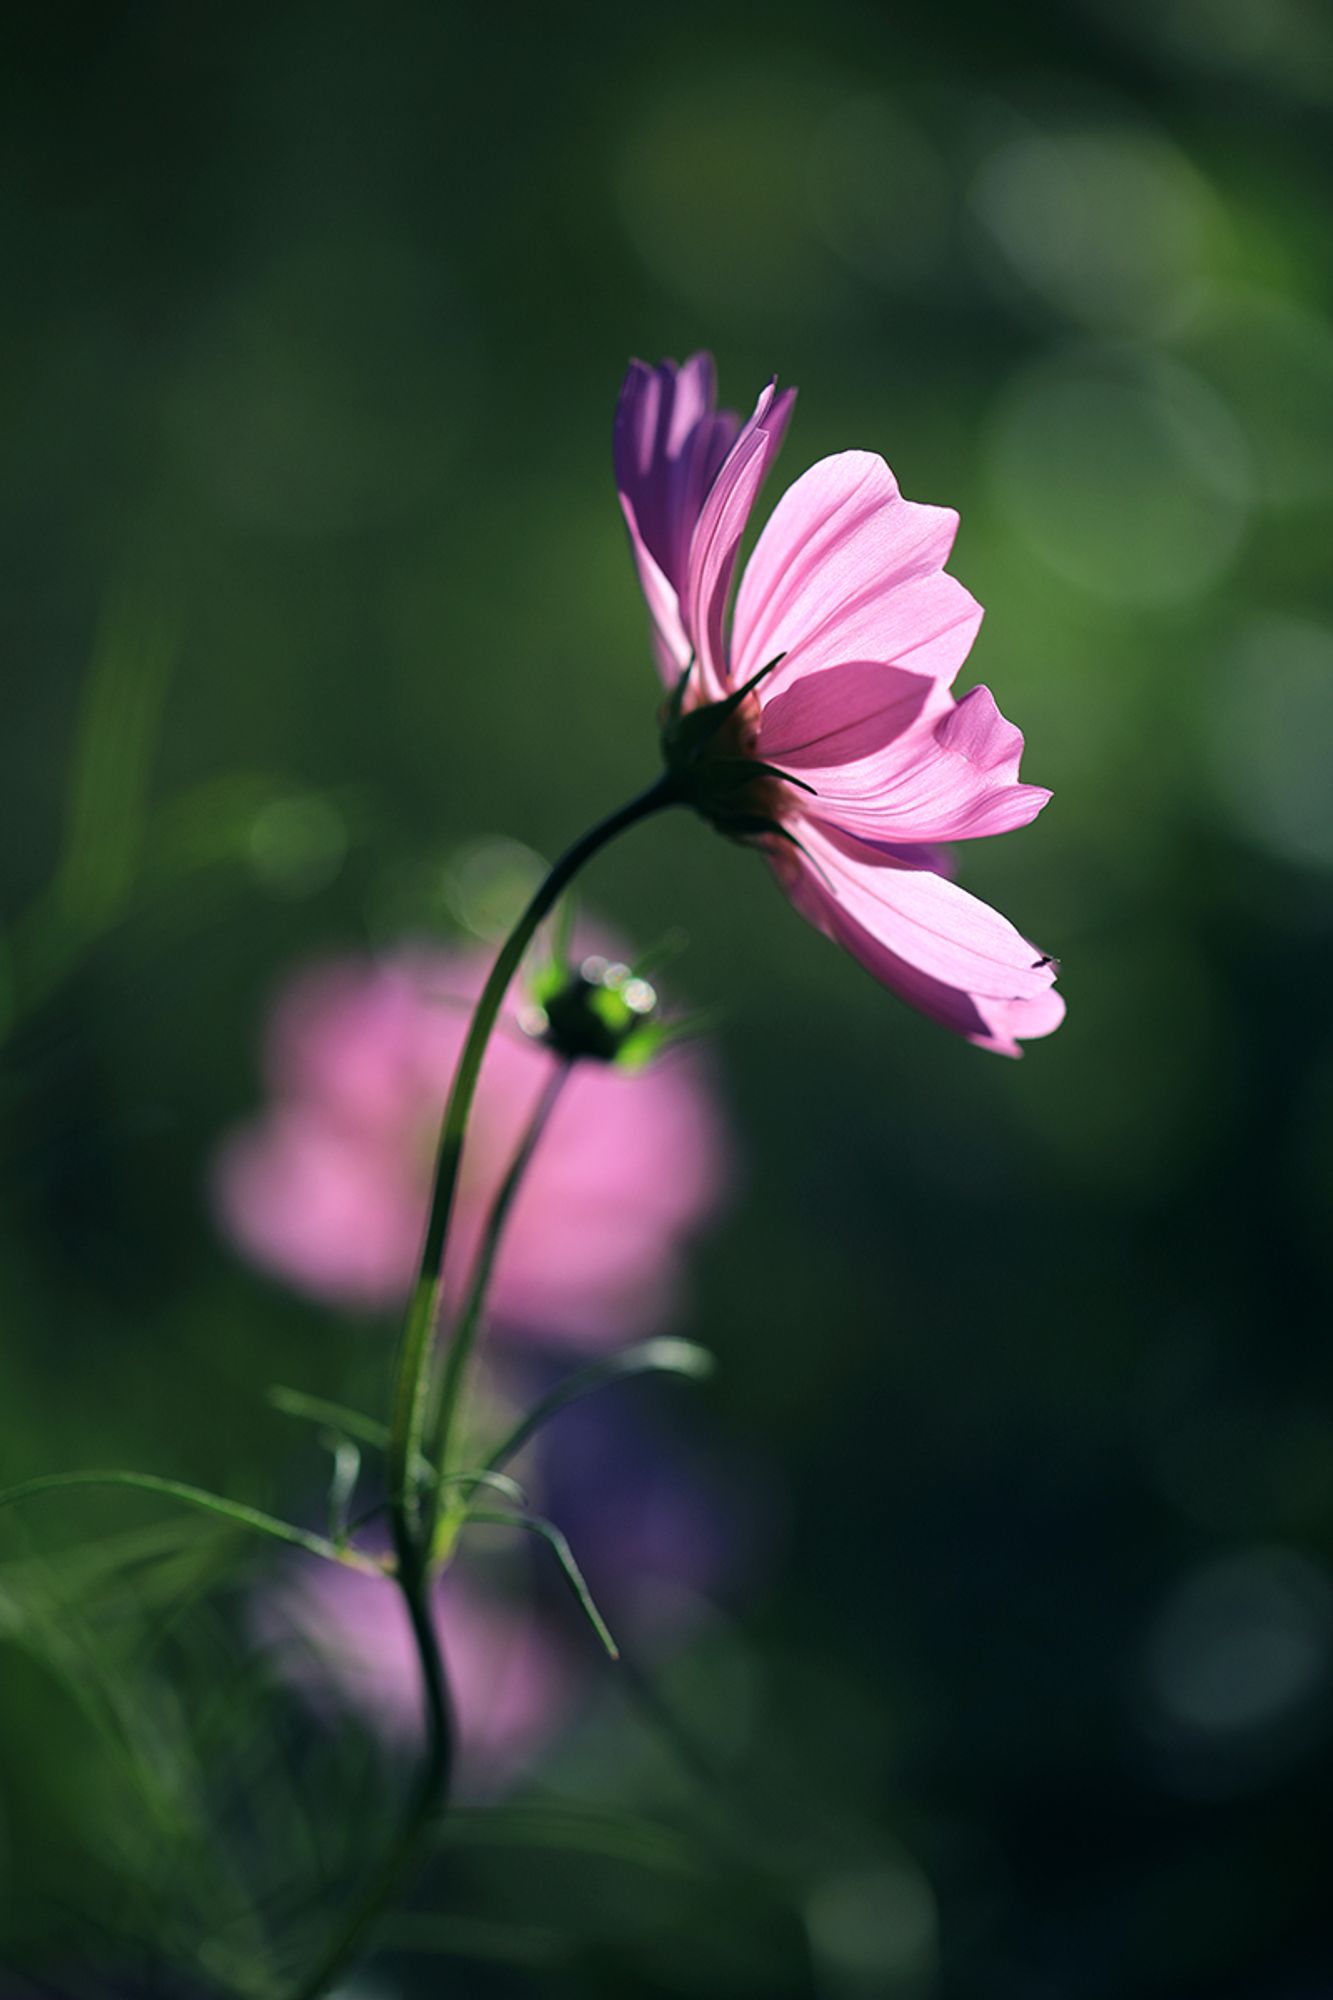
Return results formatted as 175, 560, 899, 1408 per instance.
614, 354, 744, 685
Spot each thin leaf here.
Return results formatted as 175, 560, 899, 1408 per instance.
466, 1509, 618, 1659
485, 1338, 715, 1474
49, 589, 176, 941
267, 1386, 391, 1451
381, 1912, 567, 1966
0, 1471, 384, 1575
630, 927, 691, 980
326, 1439, 361, 1545
269, 1384, 445, 1490
441, 1468, 526, 1506
436, 1804, 697, 1874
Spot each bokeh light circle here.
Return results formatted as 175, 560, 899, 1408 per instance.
989, 345, 1253, 603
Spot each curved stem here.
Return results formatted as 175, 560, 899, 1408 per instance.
430, 1062, 571, 1501
387, 773, 679, 1529
288, 1542, 452, 2000
293, 773, 677, 2000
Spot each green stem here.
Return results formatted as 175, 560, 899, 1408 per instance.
289, 1544, 452, 2000
431, 1061, 571, 1505
386, 773, 679, 1528
293, 774, 677, 2000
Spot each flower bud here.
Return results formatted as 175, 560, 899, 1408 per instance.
521, 954, 663, 1068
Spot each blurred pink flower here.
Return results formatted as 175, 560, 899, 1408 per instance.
257, 1558, 570, 1793
616, 354, 1064, 1057
212, 947, 730, 1341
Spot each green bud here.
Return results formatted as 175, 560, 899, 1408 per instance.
522, 953, 664, 1067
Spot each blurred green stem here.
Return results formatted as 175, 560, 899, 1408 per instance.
430, 1060, 571, 1522
296, 775, 679, 1999
289, 1542, 452, 2000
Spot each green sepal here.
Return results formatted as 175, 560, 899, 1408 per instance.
660, 653, 785, 764
716, 812, 804, 848
668, 656, 784, 756
661, 657, 694, 730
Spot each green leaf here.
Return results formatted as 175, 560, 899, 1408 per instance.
0, 1471, 384, 1575
267, 1385, 391, 1451
436, 1804, 697, 1874
441, 1468, 526, 1506
467, 1510, 619, 1659
484, 1338, 715, 1474
629, 927, 691, 981
52, 589, 178, 937
326, 1439, 361, 1544
268, 1383, 450, 1494
381, 1912, 567, 1966
662, 658, 694, 729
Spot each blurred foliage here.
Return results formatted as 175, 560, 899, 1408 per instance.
3, 0, 1333, 1995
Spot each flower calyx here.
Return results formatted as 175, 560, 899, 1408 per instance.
659, 655, 809, 846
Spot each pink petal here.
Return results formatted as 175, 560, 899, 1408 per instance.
775, 816, 1063, 1056
732, 452, 980, 701
214, 945, 735, 1339
757, 660, 938, 768
792, 682, 1053, 843
211, 1108, 423, 1307
484, 1046, 734, 1347
683, 380, 796, 700
256, 1560, 572, 1795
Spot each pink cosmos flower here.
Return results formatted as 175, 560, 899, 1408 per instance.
211, 945, 730, 1341
256, 1557, 571, 1793
615, 354, 1064, 1056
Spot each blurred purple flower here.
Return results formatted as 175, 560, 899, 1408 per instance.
257, 1557, 572, 1793
212, 946, 732, 1346
528, 1386, 775, 1654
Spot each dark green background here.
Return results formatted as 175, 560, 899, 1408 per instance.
3, 2, 1333, 1995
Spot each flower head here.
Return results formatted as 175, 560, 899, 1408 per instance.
212, 940, 731, 1340
615, 355, 1064, 1056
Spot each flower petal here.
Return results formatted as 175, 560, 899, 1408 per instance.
615, 355, 743, 685
684, 380, 796, 700
733, 451, 981, 702
792, 682, 1053, 843
774, 816, 1063, 1056
757, 659, 939, 768
618, 490, 692, 682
